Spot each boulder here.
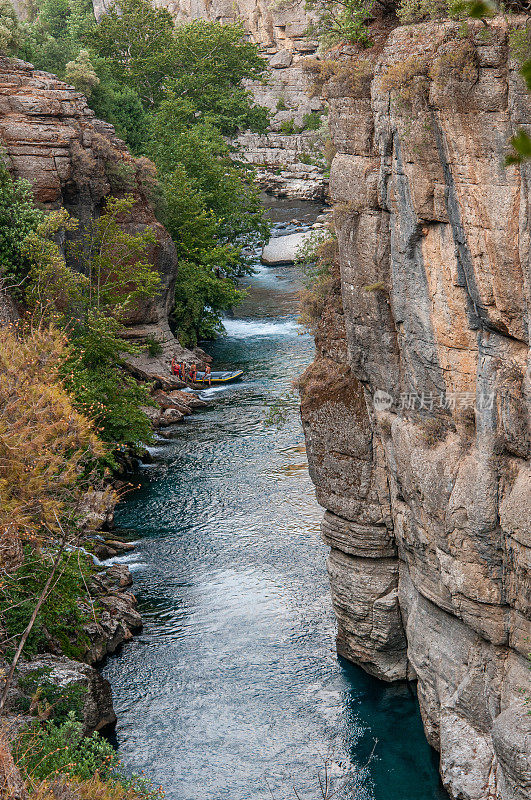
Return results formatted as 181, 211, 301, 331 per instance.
14, 655, 116, 734
270, 49, 293, 68
261, 230, 313, 265
77, 487, 117, 532
83, 564, 143, 662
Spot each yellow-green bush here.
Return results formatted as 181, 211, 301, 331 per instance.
0, 324, 103, 545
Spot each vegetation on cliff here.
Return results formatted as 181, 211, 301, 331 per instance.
0, 173, 163, 793
0, 167, 158, 450
0, 320, 154, 796
0, 321, 160, 797
304, 0, 531, 51
10, 0, 270, 346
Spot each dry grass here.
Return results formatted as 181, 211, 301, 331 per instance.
31, 776, 151, 800
298, 237, 339, 335
303, 57, 372, 99
380, 55, 430, 105
429, 40, 478, 91
298, 357, 353, 410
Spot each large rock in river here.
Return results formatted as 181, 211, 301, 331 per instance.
261, 230, 313, 265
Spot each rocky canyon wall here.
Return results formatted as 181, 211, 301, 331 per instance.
300, 17, 531, 800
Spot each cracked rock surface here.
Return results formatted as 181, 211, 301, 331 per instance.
300, 18, 531, 800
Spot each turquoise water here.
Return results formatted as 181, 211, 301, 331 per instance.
103, 200, 448, 800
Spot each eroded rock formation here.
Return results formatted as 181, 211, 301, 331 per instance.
300, 17, 531, 800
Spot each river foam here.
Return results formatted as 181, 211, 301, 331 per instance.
222, 318, 299, 338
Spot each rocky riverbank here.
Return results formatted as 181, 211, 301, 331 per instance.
0, 53, 216, 790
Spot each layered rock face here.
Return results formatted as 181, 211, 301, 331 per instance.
0, 56, 185, 352
301, 17, 531, 800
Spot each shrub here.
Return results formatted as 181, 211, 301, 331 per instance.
380, 55, 430, 106
32, 775, 163, 800
104, 160, 137, 192
144, 335, 163, 356
14, 712, 117, 784
64, 49, 100, 97
14, 713, 164, 799
276, 97, 287, 111
0, 546, 94, 660
297, 230, 338, 334
0, 324, 103, 542
429, 40, 478, 88
301, 110, 322, 131
280, 118, 296, 134
419, 415, 449, 447
16, 668, 87, 724
304, 0, 374, 49
397, 0, 449, 23
0, 164, 43, 299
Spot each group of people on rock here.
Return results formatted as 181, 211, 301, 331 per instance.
171, 358, 211, 386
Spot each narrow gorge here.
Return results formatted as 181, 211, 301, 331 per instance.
0, 2, 529, 800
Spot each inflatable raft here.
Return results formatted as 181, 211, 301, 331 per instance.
192, 370, 244, 385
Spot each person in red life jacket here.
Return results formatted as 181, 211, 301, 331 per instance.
179, 362, 186, 381
204, 363, 212, 386
171, 358, 178, 375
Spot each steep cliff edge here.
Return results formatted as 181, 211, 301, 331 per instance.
300, 17, 531, 800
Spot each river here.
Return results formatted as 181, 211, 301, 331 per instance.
103, 199, 448, 800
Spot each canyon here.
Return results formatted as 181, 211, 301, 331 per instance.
1, 2, 530, 799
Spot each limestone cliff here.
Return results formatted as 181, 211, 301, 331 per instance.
300, 17, 531, 800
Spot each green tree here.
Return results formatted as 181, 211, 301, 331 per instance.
18, 0, 96, 76
21, 198, 160, 447
61, 312, 154, 446
0, 163, 43, 299
169, 20, 269, 135
64, 48, 100, 96
160, 165, 249, 346
149, 101, 268, 252
0, 0, 20, 54
86, 0, 176, 107
305, 0, 375, 47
